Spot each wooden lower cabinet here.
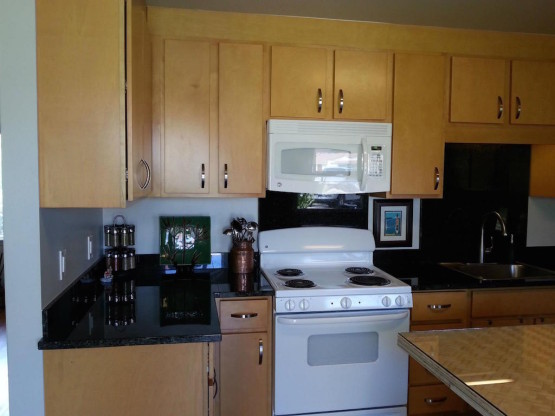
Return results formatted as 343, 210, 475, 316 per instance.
216, 297, 272, 416
409, 291, 472, 415
43, 343, 214, 416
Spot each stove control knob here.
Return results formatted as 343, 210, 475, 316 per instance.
340, 297, 352, 309
395, 296, 405, 307
299, 299, 310, 311
382, 296, 392, 307
284, 299, 295, 311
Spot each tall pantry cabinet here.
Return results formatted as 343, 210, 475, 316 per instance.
36, 0, 152, 208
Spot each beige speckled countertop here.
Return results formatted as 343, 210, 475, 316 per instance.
398, 325, 555, 416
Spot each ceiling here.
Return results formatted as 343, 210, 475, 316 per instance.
147, 0, 555, 36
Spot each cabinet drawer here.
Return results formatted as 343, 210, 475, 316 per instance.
412, 292, 468, 323
409, 384, 467, 415
219, 299, 269, 333
472, 288, 555, 318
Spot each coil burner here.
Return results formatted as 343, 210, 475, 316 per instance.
276, 268, 304, 277
345, 267, 374, 275
284, 279, 316, 288
349, 275, 390, 286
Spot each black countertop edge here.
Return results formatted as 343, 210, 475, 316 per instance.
38, 333, 223, 350
38, 254, 273, 351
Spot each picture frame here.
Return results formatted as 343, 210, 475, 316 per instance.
159, 216, 211, 266
372, 199, 413, 248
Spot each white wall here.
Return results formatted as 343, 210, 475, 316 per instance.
526, 197, 555, 246
103, 197, 259, 254
0, 0, 45, 414
40, 209, 103, 308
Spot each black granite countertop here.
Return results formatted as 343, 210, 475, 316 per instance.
38, 255, 274, 350
374, 249, 555, 291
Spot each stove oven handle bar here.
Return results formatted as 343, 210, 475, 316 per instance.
277, 311, 408, 325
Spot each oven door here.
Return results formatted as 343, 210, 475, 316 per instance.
274, 309, 409, 416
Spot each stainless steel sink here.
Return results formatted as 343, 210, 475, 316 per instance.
440, 262, 555, 282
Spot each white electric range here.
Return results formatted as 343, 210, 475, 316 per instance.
259, 227, 413, 416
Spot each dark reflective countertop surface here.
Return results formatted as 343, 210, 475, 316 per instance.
39, 255, 273, 350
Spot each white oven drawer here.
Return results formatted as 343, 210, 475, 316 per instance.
274, 309, 410, 415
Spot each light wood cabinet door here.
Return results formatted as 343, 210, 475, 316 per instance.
162, 39, 211, 195
219, 332, 271, 416
36, 0, 126, 207
218, 43, 265, 195
127, 0, 153, 200
44, 343, 212, 416
450, 56, 507, 124
390, 53, 446, 197
333, 50, 392, 120
529, 144, 555, 197
270, 45, 328, 118
511, 60, 555, 125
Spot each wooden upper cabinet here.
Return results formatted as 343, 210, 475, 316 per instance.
36, 0, 126, 207
529, 144, 555, 197
511, 60, 555, 125
218, 43, 265, 195
333, 50, 391, 120
450, 56, 507, 124
162, 40, 211, 195
390, 53, 446, 197
127, 0, 153, 200
270, 45, 328, 118
270, 45, 392, 120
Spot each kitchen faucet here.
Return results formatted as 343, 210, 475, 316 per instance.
479, 211, 508, 263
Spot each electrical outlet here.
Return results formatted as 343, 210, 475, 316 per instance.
58, 249, 66, 281
87, 235, 93, 260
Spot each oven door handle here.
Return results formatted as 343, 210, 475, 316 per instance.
277, 311, 409, 325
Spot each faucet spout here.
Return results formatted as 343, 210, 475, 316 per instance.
479, 211, 508, 263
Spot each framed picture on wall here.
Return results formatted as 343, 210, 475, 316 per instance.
372, 199, 413, 247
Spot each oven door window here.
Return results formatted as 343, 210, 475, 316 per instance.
308, 332, 378, 366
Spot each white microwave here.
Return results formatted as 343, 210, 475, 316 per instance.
267, 119, 392, 194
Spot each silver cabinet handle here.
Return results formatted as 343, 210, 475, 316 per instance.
224, 163, 228, 189
138, 159, 151, 190
338, 89, 344, 114
231, 312, 258, 319
434, 167, 440, 191
201, 163, 205, 189
497, 96, 504, 119
515, 96, 522, 119
208, 368, 218, 399
425, 397, 447, 405
258, 339, 264, 365
428, 304, 452, 311
317, 88, 323, 113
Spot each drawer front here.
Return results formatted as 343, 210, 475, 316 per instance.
412, 292, 468, 323
472, 288, 555, 318
409, 384, 467, 415
219, 299, 269, 333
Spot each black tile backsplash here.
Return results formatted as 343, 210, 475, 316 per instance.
420, 144, 531, 264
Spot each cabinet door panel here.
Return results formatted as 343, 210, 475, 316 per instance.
127, 0, 152, 200
163, 40, 210, 194
334, 50, 391, 120
450, 57, 506, 124
219, 43, 264, 194
271, 45, 328, 118
390, 53, 446, 196
529, 144, 555, 197
220, 333, 270, 416
37, 0, 125, 207
511, 60, 555, 125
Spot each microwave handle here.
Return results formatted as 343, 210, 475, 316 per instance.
360, 138, 369, 191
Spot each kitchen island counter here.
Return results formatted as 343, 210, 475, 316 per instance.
398, 325, 555, 415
